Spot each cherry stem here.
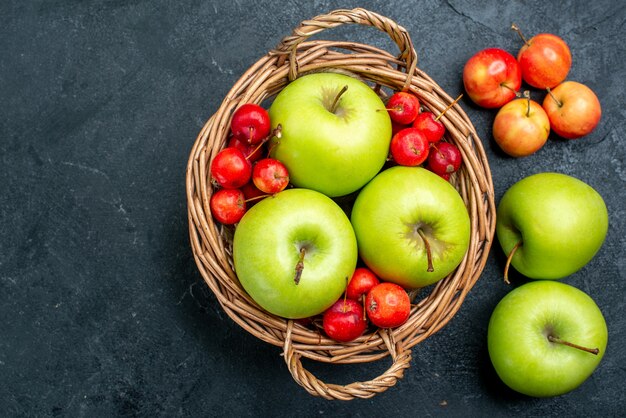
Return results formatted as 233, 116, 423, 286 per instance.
272, 124, 282, 139
244, 194, 270, 203
265, 124, 282, 157
431, 143, 445, 159
417, 229, 434, 272
294, 247, 306, 285
546, 87, 563, 107
435, 94, 463, 121
548, 335, 600, 355
330, 85, 349, 114
501, 83, 520, 96
378, 106, 403, 112
504, 240, 521, 284
362, 298, 367, 321
246, 125, 283, 161
246, 141, 265, 161
511, 23, 530, 47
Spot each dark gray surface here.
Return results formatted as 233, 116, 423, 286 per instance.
1, 0, 625, 416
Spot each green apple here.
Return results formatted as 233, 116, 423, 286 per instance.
268, 72, 392, 197
232, 188, 358, 319
488, 280, 608, 397
496, 172, 608, 281
350, 166, 471, 288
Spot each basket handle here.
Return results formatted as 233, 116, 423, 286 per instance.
283, 321, 412, 400
273, 8, 418, 89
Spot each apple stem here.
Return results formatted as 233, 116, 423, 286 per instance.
546, 87, 563, 107
416, 229, 435, 272
523, 90, 531, 117
548, 335, 600, 355
511, 23, 530, 47
435, 94, 463, 121
330, 85, 349, 114
503, 240, 521, 285
294, 247, 306, 285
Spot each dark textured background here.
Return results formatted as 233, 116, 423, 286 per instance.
1, 0, 625, 416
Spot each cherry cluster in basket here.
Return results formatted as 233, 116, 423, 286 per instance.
208, 71, 472, 342
462, 24, 601, 157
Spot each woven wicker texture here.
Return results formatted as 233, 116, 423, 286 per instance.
186, 8, 496, 400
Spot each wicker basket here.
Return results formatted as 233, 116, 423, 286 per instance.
186, 8, 496, 400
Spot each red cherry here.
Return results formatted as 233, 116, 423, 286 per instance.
228, 136, 264, 162
386, 92, 420, 124
427, 142, 462, 175
366, 282, 411, 329
210, 147, 252, 189
209, 188, 246, 225
322, 298, 368, 342
346, 267, 380, 302
391, 120, 410, 137
390, 128, 430, 167
252, 158, 289, 194
240, 181, 267, 206
413, 112, 446, 143
230, 103, 271, 145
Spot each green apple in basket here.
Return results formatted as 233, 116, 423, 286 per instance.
268, 72, 392, 197
233, 188, 358, 319
496, 172, 608, 282
351, 166, 471, 288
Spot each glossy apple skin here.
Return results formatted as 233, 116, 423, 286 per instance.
463, 48, 522, 108
351, 166, 470, 288
543, 81, 602, 139
492, 98, 550, 157
233, 188, 357, 319
517, 33, 571, 89
496, 172, 608, 280
488, 280, 607, 397
268, 73, 392, 197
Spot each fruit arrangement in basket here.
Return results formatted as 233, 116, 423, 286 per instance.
187, 8, 495, 400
